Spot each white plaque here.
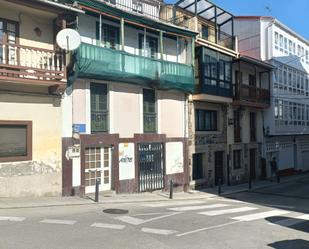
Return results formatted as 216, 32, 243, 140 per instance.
119, 143, 135, 180
166, 142, 184, 175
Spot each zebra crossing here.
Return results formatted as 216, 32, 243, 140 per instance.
0, 199, 307, 237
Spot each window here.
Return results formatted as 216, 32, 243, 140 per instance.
97, 23, 119, 50
0, 121, 32, 162
0, 18, 18, 65
195, 109, 218, 131
250, 112, 256, 142
274, 32, 279, 48
279, 35, 283, 51
201, 25, 209, 40
139, 34, 158, 59
192, 153, 203, 180
234, 110, 241, 142
288, 40, 292, 54
233, 150, 241, 170
203, 48, 232, 89
91, 83, 108, 133
143, 89, 156, 133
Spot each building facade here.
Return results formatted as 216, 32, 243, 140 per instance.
235, 16, 309, 176
170, 0, 238, 188
61, 0, 196, 196
0, 0, 80, 197
227, 56, 272, 184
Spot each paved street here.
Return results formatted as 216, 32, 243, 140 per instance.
0, 176, 309, 249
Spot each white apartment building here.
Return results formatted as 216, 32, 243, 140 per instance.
234, 16, 309, 175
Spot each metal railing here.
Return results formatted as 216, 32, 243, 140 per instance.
234, 84, 270, 105
0, 42, 66, 83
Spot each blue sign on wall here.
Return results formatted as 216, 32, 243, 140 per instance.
73, 124, 86, 133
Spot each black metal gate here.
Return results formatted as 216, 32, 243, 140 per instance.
138, 143, 164, 192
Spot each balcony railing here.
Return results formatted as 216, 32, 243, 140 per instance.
234, 84, 270, 105
0, 42, 66, 85
99, 0, 162, 21
76, 43, 195, 92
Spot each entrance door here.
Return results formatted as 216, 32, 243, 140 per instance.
215, 151, 224, 185
249, 149, 256, 180
84, 147, 111, 194
138, 143, 164, 192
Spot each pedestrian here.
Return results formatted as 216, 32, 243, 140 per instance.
270, 157, 278, 182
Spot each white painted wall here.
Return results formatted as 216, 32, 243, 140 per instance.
72, 80, 186, 138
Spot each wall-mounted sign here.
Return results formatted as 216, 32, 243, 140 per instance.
166, 142, 184, 175
119, 143, 135, 181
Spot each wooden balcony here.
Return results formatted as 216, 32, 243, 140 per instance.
0, 42, 66, 87
233, 84, 270, 109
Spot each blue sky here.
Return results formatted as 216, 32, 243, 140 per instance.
165, 0, 309, 40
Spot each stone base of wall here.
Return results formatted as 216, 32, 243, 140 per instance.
0, 172, 62, 197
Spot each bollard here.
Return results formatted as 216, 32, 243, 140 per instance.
249, 177, 252, 189
169, 180, 173, 199
218, 178, 222, 195
95, 178, 100, 203
277, 173, 280, 184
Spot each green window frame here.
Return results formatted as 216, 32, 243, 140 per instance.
91, 83, 109, 133
195, 109, 218, 131
143, 89, 156, 133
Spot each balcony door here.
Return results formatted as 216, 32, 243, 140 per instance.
0, 19, 18, 65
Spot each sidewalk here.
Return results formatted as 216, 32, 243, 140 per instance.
0, 173, 307, 209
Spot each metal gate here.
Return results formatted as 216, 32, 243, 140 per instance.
138, 143, 164, 192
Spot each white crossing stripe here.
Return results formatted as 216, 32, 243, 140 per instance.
199, 207, 258, 216
115, 212, 180, 226
0, 216, 26, 222
141, 227, 177, 235
168, 204, 230, 212
40, 219, 77, 225
143, 200, 205, 208
270, 214, 309, 227
232, 210, 290, 222
91, 223, 125, 230
115, 216, 145, 225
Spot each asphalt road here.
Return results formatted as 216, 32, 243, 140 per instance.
0, 177, 309, 249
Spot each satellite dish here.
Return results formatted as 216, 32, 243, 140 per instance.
56, 28, 81, 51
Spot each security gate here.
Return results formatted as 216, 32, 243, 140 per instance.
138, 143, 164, 192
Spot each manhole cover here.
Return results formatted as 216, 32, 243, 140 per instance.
103, 209, 128, 214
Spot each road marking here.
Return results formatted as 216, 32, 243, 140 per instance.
0, 216, 26, 222
91, 223, 125, 230
40, 219, 77, 225
115, 212, 181, 226
269, 214, 309, 227
141, 227, 177, 235
167, 204, 230, 212
133, 212, 171, 217
262, 204, 295, 209
213, 198, 247, 204
232, 210, 290, 222
115, 216, 144, 225
176, 221, 241, 237
199, 207, 258, 216
142, 200, 205, 208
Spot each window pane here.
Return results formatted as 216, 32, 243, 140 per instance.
0, 125, 27, 157
143, 89, 156, 133
91, 83, 108, 133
